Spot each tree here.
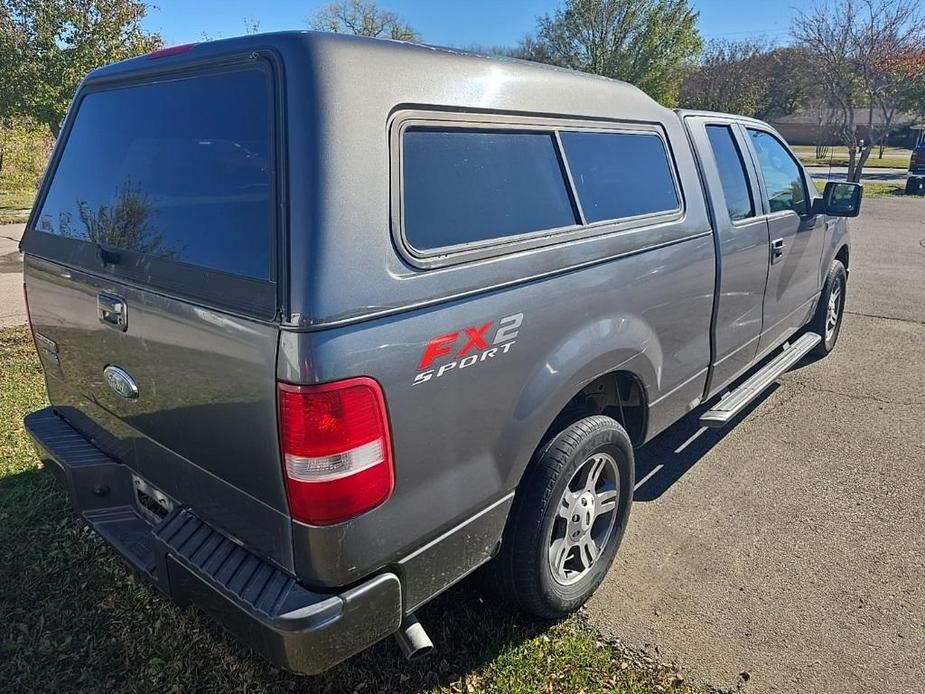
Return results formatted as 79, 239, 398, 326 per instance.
792, 0, 925, 181
519, 0, 702, 106
679, 41, 815, 119
886, 49, 925, 120
310, 0, 419, 42
755, 47, 818, 120
0, 0, 162, 128
679, 39, 767, 115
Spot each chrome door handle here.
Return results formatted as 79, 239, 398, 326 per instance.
771, 238, 785, 264
97, 292, 128, 331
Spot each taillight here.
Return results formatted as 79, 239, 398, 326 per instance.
912, 151, 919, 169
278, 377, 394, 525
146, 43, 197, 60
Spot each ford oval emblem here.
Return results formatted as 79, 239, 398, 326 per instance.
103, 365, 139, 400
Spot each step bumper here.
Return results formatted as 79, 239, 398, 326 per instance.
23, 406, 402, 675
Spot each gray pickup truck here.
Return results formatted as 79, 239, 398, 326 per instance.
21, 31, 862, 674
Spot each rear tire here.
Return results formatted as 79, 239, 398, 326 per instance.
810, 259, 847, 356
492, 416, 634, 619
906, 177, 923, 196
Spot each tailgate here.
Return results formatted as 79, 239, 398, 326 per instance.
20, 57, 293, 568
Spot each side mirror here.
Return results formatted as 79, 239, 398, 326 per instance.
816, 181, 863, 218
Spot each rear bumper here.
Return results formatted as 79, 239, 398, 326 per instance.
24, 407, 402, 675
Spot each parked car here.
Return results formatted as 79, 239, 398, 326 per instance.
907, 126, 925, 195
20, 31, 862, 674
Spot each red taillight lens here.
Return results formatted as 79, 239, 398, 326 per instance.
146, 43, 197, 60
912, 151, 919, 168
278, 378, 394, 525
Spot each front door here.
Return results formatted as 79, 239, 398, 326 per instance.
745, 128, 826, 355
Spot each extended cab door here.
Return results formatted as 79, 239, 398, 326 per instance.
743, 127, 826, 355
685, 116, 769, 395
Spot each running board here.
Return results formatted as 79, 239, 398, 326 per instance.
700, 332, 821, 428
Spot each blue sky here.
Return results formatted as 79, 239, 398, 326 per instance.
141, 0, 794, 48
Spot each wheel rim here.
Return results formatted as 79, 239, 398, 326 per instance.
826, 277, 842, 343
548, 452, 620, 586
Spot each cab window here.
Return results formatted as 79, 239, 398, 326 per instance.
747, 129, 807, 216
706, 125, 754, 221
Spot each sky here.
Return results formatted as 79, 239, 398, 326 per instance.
140, 0, 795, 48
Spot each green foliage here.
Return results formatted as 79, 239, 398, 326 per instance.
0, 189, 35, 223
0, 115, 52, 191
680, 42, 815, 119
310, 0, 420, 41
0, 0, 162, 128
521, 0, 702, 106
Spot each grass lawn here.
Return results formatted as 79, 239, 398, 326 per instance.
0, 190, 35, 225
0, 327, 693, 693
814, 180, 906, 198
792, 145, 910, 169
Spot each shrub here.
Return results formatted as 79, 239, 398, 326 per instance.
0, 116, 54, 192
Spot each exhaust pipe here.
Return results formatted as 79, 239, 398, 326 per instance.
394, 614, 434, 662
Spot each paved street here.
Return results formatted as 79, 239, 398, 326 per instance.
807, 166, 908, 184
587, 197, 925, 693
0, 223, 26, 329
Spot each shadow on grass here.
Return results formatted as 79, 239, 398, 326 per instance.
0, 465, 550, 694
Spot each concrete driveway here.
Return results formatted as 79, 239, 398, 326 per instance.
587, 197, 925, 693
0, 223, 26, 328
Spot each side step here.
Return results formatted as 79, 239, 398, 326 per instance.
700, 332, 821, 428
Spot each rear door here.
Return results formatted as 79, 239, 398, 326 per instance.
20, 59, 292, 566
685, 116, 769, 394
743, 127, 826, 354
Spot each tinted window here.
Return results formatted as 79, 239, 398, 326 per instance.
559, 131, 679, 223
747, 129, 807, 216
706, 125, 754, 221
36, 69, 273, 280
402, 129, 577, 251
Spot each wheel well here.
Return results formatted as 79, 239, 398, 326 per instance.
542, 371, 647, 449
835, 244, 849, 271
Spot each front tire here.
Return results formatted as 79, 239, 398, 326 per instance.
493, 416, 634, 619
810, 259, 847, 356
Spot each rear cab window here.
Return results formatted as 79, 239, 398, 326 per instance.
25, 61, 278, 317
396, 117, 683, 264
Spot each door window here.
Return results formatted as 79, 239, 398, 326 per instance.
706, 125, 754, 221
747, 129, 807, 215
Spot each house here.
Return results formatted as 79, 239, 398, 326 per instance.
768, 108, 921, 146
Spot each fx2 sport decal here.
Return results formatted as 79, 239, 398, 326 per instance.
412, 313, 524, 386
